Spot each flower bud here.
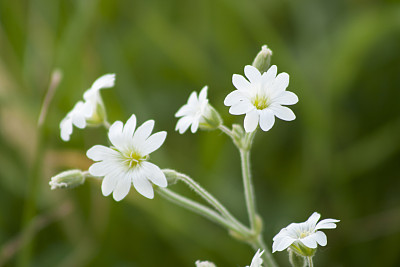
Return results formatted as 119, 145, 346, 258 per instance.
252, 45, 273, 73
49, 169, 85, 190
199, 104, 223, 131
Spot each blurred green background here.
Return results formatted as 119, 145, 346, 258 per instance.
1, 0, 400, 266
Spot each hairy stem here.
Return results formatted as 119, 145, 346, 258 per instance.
167, 170, 251, 235
157, 187, 241, 233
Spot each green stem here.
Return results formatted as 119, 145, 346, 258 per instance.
218, 124, 234, 138
240, 148, 257, 230
156, 187, 241, 233
169, 170, 251, 235
18, 70, 62, 267
252, 236, 278, 267
307, 256, 314, 267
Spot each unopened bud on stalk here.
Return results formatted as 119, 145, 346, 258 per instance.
49, 169, 85, 190
252, 45, 273, 73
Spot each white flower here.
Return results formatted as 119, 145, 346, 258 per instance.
175, 86, 209, 134
247, 249, 264, 267
60, 73, 115, 141
86, 114, 167, 201
272, 212, 340, 253
224, 65, 298, 132
195, 260, 216, 267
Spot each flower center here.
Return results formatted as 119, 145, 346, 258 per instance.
123, 151, 146, 169
300, 232, 308, 239
252, 95, 269, 110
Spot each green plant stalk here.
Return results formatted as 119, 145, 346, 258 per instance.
240, 148, 257, 230
252, 236, 278, 267
156, 187, 242, 233
307, 257, 314, 267
170, 170, 251, 235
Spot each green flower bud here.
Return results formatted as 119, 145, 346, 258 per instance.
252, 45, 273, 73
49, 169, 85, 190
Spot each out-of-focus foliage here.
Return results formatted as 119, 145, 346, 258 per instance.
0, 0, 399, 266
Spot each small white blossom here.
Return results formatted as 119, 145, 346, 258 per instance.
195, 260, 216, 267
247, 249, 264, 267
60, 73, 115, 141
224, 65, 298, 132
175, 86, 209, 134
86, 114, 167, 201
272, 212, 340, 253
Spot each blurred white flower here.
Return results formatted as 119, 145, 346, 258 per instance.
247, 249, 264, 267
224, 65, 298, 132
195, 260, 216, 267
272, 212, 339, 254
86, 114, 167, 201
175, 86, 210, 134
59, 73, 115, 141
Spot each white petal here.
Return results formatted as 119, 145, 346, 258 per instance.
306, 212, 321, 227
244, 109, 259, 133
91, 73, 116, 91
112, 172, 131, 201
270, 105, 296, 121
71, 112, 86, 129
191, 118, 200, 133
244, 65, 261, 83
176, 116, 192, 134
232, 74, 250, 91
272, 236, 295, 252
187, 91, 198, 106
108, 121, 125, 149
229, 100, 253, 115
81, 101, 94, 117
123, 114, 137, 139
141, 162, 167, 187
315, 219, 340, 230
132, 120, 154, 146
87, 145, 119, 161
300, 235, 318, 249
272, 72, 289, 94
264, 65, 277, 82
224, 90, 246, 106
132, 169, 154, 199
259, 109, 275, 131
272, 91, 298, 105
60, 118, 73, 141
89, 161, 115, 177
314, 231, 327, 246
142, 131, 167, 155
101, 172, 120, 196
198, 86, 208, 102
175, 104, 191, 117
